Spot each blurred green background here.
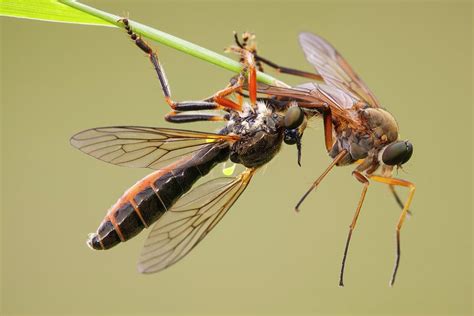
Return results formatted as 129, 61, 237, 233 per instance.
1, 1, 472, 315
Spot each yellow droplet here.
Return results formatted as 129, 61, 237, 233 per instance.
222, 163, 236, 176
206, 138, 215, 143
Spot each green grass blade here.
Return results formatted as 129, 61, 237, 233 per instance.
0, 0, 113, 26
58, 0, 288, 87
1, 0, 288, 86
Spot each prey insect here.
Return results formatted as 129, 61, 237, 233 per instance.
235, 32, 415, 286
70, 19, 308, 274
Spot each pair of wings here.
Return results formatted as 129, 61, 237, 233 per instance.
73, 33, 379, 273
71, 126, 253, 273
259, 32, 381, 125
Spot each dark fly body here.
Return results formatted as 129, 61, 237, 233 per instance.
71, 19, 308, 274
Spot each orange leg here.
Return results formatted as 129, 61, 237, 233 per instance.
389, 185, 412, 216
227, 46, 257, 108
339, 171, 370, 287
295, 149, 348, 212
298, 101, 333, 151
242, 50, 257, 106
208, 76, 245, 112
369, 175, 416, 286
323, 110, 334, 152
212, 75, 245, 99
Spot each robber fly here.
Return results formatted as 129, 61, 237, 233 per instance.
235, 32, 415, 286
70, 20, 308, 274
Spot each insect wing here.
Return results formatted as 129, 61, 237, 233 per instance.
137, 169, 255, 274
257, 82, 317, 102
298, 32, 380, 107
258, 82, 359, 125
70, 126, 237, 169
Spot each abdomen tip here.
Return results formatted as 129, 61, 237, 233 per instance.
86, 233, 104, 250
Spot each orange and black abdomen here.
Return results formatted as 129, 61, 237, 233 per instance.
87, 143, 230, 250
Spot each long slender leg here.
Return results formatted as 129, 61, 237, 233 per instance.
339, 171, 370, 287
368, 175, 416, 286
121, 20, 172, 106
234, 32, 265, 72
119, 19, 243, 116
240, 50, 257, 106
255, 55, 324, 81
172, 101, 222, 112
295, 149, 348, 212
164, 112, 229, 123
227, 46, 258, 108
168, 77, 245, 113
206, 75, 245, 102
233, 32, 323, 81
389, 185, 412, 216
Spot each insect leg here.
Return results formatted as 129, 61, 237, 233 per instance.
172, 77, 245, 113
322, 109, 334, 152
119, 19, 244, 114
205, 75, 246, 111
254, 54, 324, 81
119, 19, 174, 107
294, 149, 348, 212
165, 112, 229, 123
171, 101, 221, 111
233, 32, 320, 80
233, 32, 264, 72
170, 97, 242, 113
241, 50, 257, 106
227, 46, 257, 107
368, 175, 415, 286
389, 185, 412, 216
297, 102, 333, 152
171, 78, 245, 116
339, 171, 370, 287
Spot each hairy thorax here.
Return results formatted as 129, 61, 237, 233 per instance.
225, 102, 284, 168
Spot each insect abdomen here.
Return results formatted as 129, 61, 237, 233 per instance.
87, 143, 230, 250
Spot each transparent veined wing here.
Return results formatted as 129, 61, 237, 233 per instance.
138, 169, 255, 274
299, 32, 381, 108
70, 126, 238, 170
257, 82, 361, 127
257, 82, 318, 103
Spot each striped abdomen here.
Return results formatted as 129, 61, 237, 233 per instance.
87, 143, 230, 250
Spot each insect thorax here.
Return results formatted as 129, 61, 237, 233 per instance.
330, 107, 399, 165
225, 102, 284, 168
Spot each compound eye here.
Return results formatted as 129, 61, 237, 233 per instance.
284, 106, 304, 129
382, 141, 413, 166
284, 129, 298, 145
